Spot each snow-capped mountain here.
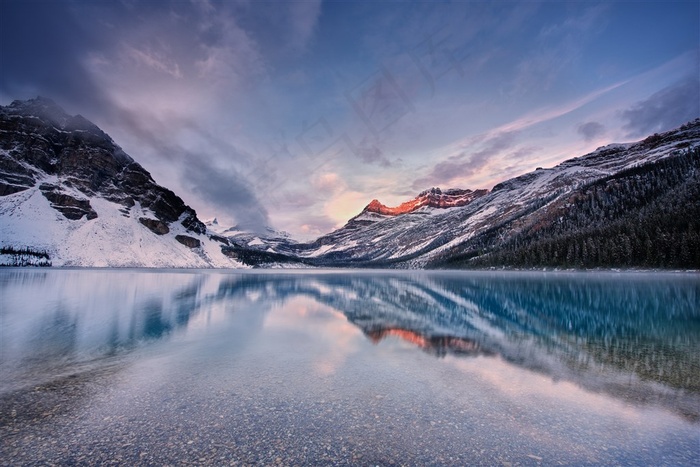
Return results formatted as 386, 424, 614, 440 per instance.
212, 222, 296, 252
0, 97, 244, 267
284, 120, 700, 268
2, 96, 698, 269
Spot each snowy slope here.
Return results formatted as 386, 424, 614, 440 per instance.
285, 120, 700, 267
0, 97, 245, 268
0, 187, 241, 267
3, 97, 698, 269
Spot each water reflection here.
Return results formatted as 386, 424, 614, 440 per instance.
1, 270, 208, 391
1, 269, 698, 420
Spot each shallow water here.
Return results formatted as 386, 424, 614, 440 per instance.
1, 269, 699, 465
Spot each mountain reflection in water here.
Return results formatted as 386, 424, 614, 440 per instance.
1, 269, 698, 421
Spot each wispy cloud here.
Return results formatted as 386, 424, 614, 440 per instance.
513, 4, 608, 94
123, 45, 182, 79
2, 1, 697, 239
621, 77, 700, 138
412, 80, 627, 190
287, 0, 323, 54
193, 10, 266, 87
95, 103, 270, 232
493, 80, 628, 135
74, 1, 300, 231
412, 131, 519, 190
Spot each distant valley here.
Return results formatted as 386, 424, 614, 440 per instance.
1, 97, 698, 269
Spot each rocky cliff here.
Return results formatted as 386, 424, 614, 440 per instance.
364, 188, 488, 216
281, 120, 700, 268
0, 97, 241, 267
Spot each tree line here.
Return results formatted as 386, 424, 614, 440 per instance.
435, 147, 700, 269
0, 246, 52, 267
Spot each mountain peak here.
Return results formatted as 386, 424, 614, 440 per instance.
5, 96, 70, 128
10, 95, 61, 109
1, 95, 206, 233
362, 187, 488, 216
0, 95, 239, 267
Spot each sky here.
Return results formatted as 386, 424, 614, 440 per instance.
1, 0, 698, 239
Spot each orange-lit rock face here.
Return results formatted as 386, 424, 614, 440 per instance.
364, 188, 488, 216
368, 328, 429, 347
366, 328, 483, 357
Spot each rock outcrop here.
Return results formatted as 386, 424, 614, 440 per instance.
0, 97, 240, 268
0, 97, 205, 234
363, 188, 488, 216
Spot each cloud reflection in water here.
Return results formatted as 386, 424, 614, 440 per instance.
1, 269, 698, 421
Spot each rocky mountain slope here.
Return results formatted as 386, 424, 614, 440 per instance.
2, 96, 698, 269
364, 188, 488, 216
280, 119, 700, 269
0, 97, 243, 267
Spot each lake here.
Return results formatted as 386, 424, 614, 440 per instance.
1, 269, 698, 465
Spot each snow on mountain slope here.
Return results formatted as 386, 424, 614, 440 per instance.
0, 97, 244, 268
3, 96, 697, 269
0, 186, 239, 267
287, 120, 700, 266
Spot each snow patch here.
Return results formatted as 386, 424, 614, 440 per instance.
248, 237, 264, 247
0, 186, 246, 268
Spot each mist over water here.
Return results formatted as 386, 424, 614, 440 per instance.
1, 269, 698, 465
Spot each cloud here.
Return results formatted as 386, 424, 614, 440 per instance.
91, 103, 271, 233
353, 138, 393, 167
324, 190, 370, 227
77, 1, 326, 235
313, 172, 344, 195
457, 80, 627, 141
621, 78, 700, 138
412, 131, 518, 190
0, 1, 104, 111
577, 121, 605, 141
123, 45, 182, 79
183, 161, 269, 234
420, 78, 628, 187
513, 4, 608, 94
0, 0, 274, 232
193, 10, 266, 87
287, 0, 323, 53
3, 1, 296, 233
3, 1, 696, 241
225, 0, 322, 60
470, 131, 518, 162
299, 216, 341, 238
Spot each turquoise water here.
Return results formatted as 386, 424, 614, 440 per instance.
1, 269, 699, 465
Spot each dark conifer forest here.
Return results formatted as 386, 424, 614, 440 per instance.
430, 146, 700, 269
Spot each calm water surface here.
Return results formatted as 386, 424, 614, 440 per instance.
1, 269, 699, 465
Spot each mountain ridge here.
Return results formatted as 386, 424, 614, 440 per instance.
275, 118, 700, 269
1, 96, 698, 269
0, 97, 243, 267
362, 187, 489, 216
